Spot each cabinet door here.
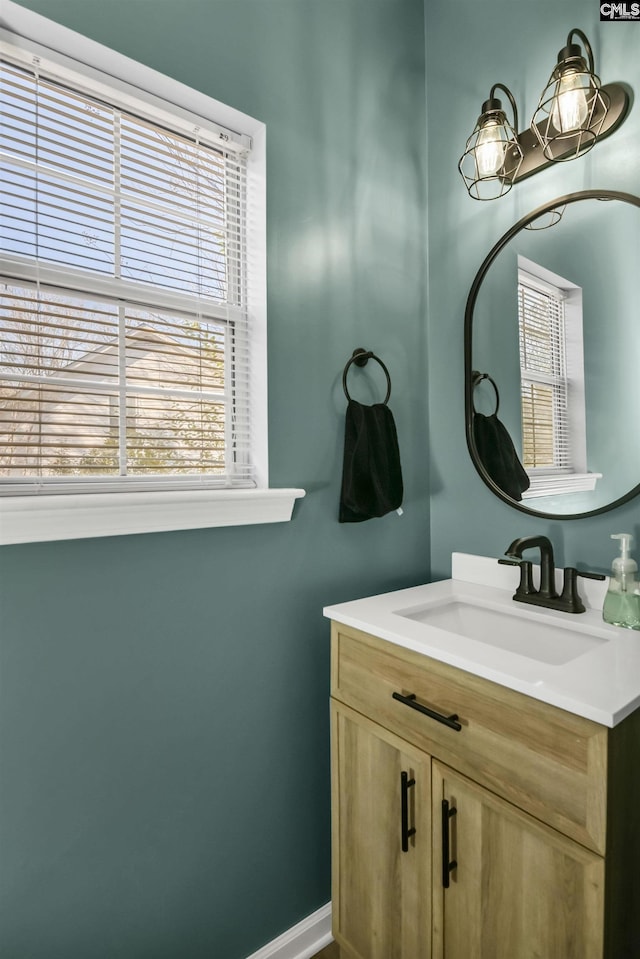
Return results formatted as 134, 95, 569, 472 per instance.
432, 760, 604, 959
331, 701, 432, 959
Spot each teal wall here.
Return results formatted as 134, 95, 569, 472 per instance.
0, 3, 429, 958
425, 0, 640, 578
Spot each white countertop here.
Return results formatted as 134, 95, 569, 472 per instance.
323, 553, 640, 728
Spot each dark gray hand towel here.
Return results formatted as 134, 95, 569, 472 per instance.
472, 412, 530, 501
339, 399, 403, 523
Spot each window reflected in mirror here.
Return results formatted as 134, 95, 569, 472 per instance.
517, 256, 601, 499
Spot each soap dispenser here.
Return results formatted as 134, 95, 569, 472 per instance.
602, 533, 640, 630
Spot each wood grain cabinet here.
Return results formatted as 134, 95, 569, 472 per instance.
330, 621, 640, 959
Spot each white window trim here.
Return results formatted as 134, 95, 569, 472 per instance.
0, 1, 305, 543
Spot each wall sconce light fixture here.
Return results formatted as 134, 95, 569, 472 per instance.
458, 84, 523, 200
458, 28, 630, 201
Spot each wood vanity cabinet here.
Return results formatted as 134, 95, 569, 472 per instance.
330, 621, 640, 959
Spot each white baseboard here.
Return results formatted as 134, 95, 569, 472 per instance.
245, 903, 333, 959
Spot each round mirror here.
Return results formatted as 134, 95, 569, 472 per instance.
464, 190, 640, 519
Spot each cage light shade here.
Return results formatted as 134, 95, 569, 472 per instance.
531, 32, 610, 161
458, 101, 523, 201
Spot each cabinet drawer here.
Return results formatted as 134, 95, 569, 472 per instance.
331, 621, 607, 853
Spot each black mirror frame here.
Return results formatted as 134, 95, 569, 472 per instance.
464, 189, 640, 520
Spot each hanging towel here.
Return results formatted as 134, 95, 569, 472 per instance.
339, 399, 403, 523
472, 412, 530, 502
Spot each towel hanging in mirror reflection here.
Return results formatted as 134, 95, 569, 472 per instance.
471, 371, 530, 502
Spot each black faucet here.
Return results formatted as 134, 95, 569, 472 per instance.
505, 535, 557, 598
499, 535, 605, 614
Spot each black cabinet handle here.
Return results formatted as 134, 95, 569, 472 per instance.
441, 799, 457, 888
392, 691, 462, 731
401, 771, 416, 852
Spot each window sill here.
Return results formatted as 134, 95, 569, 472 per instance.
522, 472, 602, 499
0, 487, 306, 545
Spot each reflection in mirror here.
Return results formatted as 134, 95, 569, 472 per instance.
465, 191, 640, 519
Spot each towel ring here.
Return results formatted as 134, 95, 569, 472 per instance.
472, 370, 500, 415
342, 348, 392, 404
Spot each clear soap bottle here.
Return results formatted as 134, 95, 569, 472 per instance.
602, 533, 640, 630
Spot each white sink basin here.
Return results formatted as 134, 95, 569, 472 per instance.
396, 597, 610, 666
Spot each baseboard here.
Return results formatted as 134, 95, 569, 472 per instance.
245, 903, 333, 959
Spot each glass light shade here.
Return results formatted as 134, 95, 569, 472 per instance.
475, 119, 510, 178
550, 69, 590, 132
531, 32, 609, 162
458, 104, 523, 201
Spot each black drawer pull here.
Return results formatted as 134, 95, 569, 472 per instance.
392, 691, 462, 731
442, 799, 457, 888
401, 771, 416, 852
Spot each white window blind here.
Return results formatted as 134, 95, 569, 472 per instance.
518, 273, 570, 471
0, 50, 253, 493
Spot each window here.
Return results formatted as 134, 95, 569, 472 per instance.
517, 256, 600, 498
518, 272, 569, 470
0, 4, 303, 543
1, 47, 252, 489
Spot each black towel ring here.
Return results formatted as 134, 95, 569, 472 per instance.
342, 348, 392, 405
472, 370, 500, 415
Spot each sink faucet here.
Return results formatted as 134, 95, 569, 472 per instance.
499, 535, 605, 614
505, 535, 557, 598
